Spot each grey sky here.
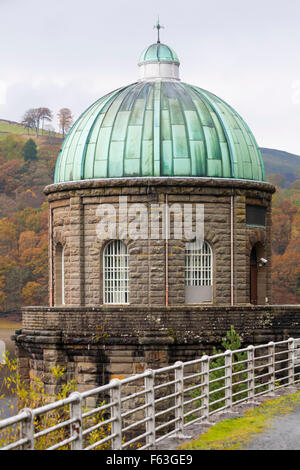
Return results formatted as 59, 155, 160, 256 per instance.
0, 0, 300, 154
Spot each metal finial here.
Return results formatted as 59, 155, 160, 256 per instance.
154, 17, 164, 43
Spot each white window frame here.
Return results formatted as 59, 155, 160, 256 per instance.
185, 241, 213, 303
103, 240, 129, 305
185, 241, 213, 287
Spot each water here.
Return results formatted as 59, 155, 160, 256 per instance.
0, 319, 21, 419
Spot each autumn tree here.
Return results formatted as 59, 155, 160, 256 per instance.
58, 108, 73, 137
267, 173, 286, 189
272, 199, 297, 255
23, 138, 38, 161
0, 134, 26, 161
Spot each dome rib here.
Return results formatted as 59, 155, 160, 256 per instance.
188, 85, 235, 178
81, 85, 134, 180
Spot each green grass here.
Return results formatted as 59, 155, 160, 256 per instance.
180, 390, 300, 450
0, 120, 35, 138
0, 120, 62, 140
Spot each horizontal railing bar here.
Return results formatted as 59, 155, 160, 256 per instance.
154, 427, 178, 443
155, 416, 181, 432
122, 416, 151, 433
84, 433, 116, 450
208, 404, 229, 416
209, 365, 226, 374
121, 402, 149, 418
253, 353, 271, 361
184, 383, 204, 393
209, 375, 226, 385
34, 417, 77, 439
154, 379, 180, 390
232, 395, 250, 406
155, 391, 180, 404
209, 396, 227, 407
232, 377, 251, 388
138, 442, 152, 450
183, 371, 205, 381
274, 359, 291, 367
183, 393, 206, 406
155, 404, 178, 418
254, 380, 272, 390
121, 388, 150, 403
82, 401, 115, 418
0, 412, 28, 430
274, 375, 290, 383
209, 384, 230, 395
183, 405, 206, 418
232, 386, 251, 397
183, 414, 205, 427
46, 435, 77, 451
153, 364, 179, 374
0, 437, 29, 451
82, 416, 116, 436
231, 361, 248, 368
232, 367, 251, 377
122, 430, 151, 448
253, 362, 272, 371
31, 396, 75, 417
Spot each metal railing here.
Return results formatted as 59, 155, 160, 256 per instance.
1, 338, 300, 450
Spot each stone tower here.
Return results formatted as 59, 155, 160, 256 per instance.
16, 35, 300, 396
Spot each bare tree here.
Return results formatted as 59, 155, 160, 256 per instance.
57, 108, 73, 138
38, 107, 53, 135
22, 107, 53, 137
21, 109, 36, 135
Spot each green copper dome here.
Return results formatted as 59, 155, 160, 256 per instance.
54, 46, 265, 183
139, 43, 179, 64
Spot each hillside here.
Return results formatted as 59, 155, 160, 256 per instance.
0, 119, 61, 140
260, 148, 300, 187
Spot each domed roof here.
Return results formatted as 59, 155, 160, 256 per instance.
139, 43, 179, 64
54, 43, 265, 183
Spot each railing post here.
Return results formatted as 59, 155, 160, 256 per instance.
225, 350, 232, 409
110, 379, 122, 450
268, 341, 275, 395
247, 345, 255, 401
288, 338, 295, 386
202, 355, 210, 421
19, 408, 34, 450
145, 369, 156, 448
175, 361, 184, 436
69, 391, 83, 450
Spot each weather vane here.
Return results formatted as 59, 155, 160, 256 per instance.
154, 17, 164, 43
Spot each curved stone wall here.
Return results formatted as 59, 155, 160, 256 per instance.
45, 177, 275, 308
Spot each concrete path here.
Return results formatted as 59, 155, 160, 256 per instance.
154, 386, 300, 451
244, 404, 300, 450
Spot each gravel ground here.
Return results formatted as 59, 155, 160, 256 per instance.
153, 386, 300, 450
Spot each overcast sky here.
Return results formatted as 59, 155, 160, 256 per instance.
0, 0, 300, 154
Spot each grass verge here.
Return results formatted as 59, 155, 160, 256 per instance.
180, 390, 300, 450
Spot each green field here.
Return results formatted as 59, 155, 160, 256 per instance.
0, 119, 62, 140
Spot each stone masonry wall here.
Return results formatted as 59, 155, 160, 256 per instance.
47, 178, 275, 308
15, 304, 300, 394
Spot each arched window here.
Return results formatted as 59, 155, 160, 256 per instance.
103, 240, 129, 304
185, 241, 213, 303
55, 243, 65, 305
